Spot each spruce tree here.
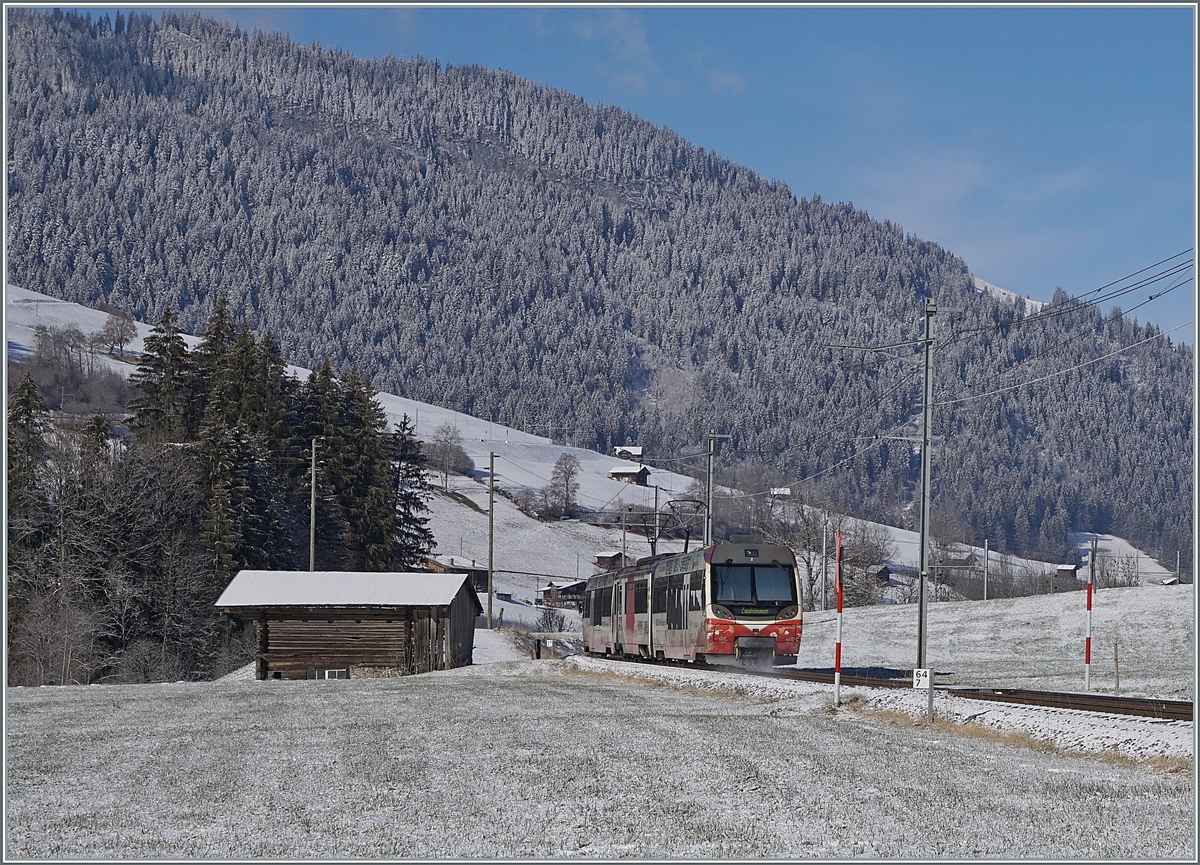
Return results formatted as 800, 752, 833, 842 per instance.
7, 373, 50, 527
129, 308, 196, 440
389, 414, 435, 569
338, 368, 399, 571
192, 294, 238, 426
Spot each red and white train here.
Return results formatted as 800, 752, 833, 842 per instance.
581, 541, 802, 666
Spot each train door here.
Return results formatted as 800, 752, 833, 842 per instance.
625, 580, 637, 652
686, 570, 705, 659
665, 573, 685, 658
610, 581, 622, 651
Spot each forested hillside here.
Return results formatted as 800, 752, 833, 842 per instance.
5, 9, 1192, 567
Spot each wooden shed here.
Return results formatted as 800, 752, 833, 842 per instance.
608, 466, 651, 486
215, 571, 483, 680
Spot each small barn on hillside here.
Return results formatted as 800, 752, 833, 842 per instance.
608, 466, 651, 486
216, 571, 483, 680
427, 554, 488, 592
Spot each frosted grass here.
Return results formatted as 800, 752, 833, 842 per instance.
5, 657, 1192, 859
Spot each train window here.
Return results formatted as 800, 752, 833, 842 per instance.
583, 591, 591, 621
754, 565, 795, 602
634, 580, 648, 614
652, 578, 667, 613
713, 564, 754, 603
688, 571, 704, 611
712, 564, 797, 608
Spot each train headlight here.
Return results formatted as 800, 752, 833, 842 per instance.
712, 604, 734, 620
777, 605, 799, 620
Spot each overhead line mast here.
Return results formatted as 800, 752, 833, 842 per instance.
830, 297, 957, 720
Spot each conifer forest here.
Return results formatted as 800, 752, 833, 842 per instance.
6, 296, 434, 685
4, 10, 1194, 682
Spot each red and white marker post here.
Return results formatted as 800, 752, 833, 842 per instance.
834, 531, 844, 706
1085, 562, 1093, 691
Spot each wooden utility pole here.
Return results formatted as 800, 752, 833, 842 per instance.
983, 538, 989, 601
488, 452, 495, 629
821, 524, 828, 611
1114, 639, 1120, 695
309, 437, 317, 571
1086, 538, 1096, 690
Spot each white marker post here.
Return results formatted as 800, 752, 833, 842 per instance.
833, 531, 844, 707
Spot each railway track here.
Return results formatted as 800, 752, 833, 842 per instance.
580, 653, 1194, 721
764, 667, 1193, 721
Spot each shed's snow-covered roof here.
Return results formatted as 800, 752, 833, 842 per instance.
215, 570, 474, 608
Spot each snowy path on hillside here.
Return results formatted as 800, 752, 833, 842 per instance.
470, 628, 527, 663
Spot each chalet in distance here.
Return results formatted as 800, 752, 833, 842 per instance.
216, 570, 482, 680
539, 578, 587, 609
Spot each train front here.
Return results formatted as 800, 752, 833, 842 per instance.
702, 542, 802, 667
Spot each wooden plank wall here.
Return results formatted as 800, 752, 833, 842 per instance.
254, 607, 455, 679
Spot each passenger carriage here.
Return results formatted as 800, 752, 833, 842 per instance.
581, 541, 802, 666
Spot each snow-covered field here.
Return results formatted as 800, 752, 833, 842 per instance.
973, 275, 1048, 313
5, 630, 1193, 859
798, 584, 1194, 699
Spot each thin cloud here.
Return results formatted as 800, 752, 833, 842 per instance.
569, 9, 680, 97
707, 70, 746, 95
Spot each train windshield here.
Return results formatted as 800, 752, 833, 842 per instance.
711, 563, 797, 613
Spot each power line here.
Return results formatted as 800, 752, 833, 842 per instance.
937, 275, 1191, 403
935, 320, 1191, 408
952, 252, 1192, 337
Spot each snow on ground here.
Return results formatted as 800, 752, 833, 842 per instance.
5, 285, 199, 368
796, 584, 1193, 699
1073, 530, 1177, 583
565, 655, 1193, 763
5, 652, 1192, 859
468, 627, 528, 664
427, 472, 687, 610
372, 390, 698, 510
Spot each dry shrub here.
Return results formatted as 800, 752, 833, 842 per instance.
857, 704, 1192, 774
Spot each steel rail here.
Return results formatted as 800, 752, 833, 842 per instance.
580, 652, 1194, 721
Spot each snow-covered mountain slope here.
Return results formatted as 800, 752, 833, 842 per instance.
6, 284, 1174, 597
5, 285, 201, 366
972, 275, 1048, 313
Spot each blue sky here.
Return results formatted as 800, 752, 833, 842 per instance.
68, 4, 1197, 341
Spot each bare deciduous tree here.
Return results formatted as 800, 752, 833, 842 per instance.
424, 423, 473, 490
546, 453, 581, 517
101, 311, 137, 356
